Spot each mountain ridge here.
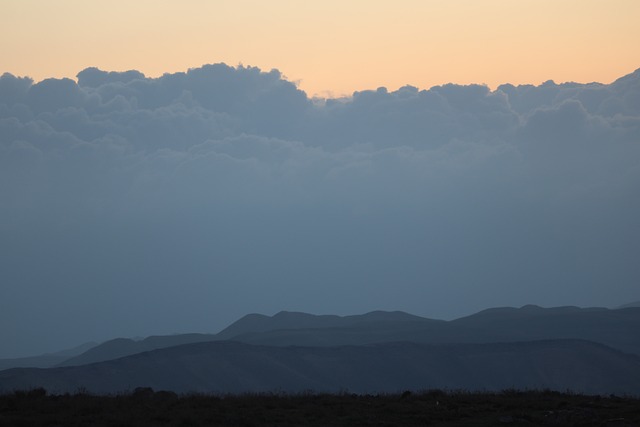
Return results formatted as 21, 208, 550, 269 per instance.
221, 306, 640, 355
56, 333, 217, 367
0, 342, 97, 371
3, 305, 639, 372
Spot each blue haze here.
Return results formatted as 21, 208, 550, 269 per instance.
0, 64, 639, 358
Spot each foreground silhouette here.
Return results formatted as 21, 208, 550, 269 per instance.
2, 388, 639, 426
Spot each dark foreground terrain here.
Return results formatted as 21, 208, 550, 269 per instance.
2, 388, 639, 427
4, 340, 640, 395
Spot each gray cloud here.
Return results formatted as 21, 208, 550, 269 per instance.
1, 64, 639, 358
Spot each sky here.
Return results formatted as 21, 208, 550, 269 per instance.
1, 1, 640, 358
2, 1, 640, 96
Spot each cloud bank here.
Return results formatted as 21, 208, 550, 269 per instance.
1, 64, 639, 357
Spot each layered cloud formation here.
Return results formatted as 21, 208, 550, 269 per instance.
1, 64, 639, 357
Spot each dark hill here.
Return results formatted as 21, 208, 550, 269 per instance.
216, 310, 432, 340
448, 305, 640, 354
26, 305, 640, 371
1, 340, 639, 395
220, 306, 640, 355
0, 342, 97, 371
618, 301, 640, 309
56, 333, 216, 367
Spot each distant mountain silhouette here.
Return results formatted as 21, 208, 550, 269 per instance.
218, 306, 640, 355
0, 342, 97, 371
448, 305, 640, 354
617, 301, 640, 309
31, 306, 640, 371
1, 340, 638, 395
215, 310, 432, 339
56, 333, 216, 367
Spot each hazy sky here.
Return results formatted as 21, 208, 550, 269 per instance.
2, 0, 640, 96
1, 1, 639, 358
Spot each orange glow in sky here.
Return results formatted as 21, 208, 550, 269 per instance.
2, 0, 639, 97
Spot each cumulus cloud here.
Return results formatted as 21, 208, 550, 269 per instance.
1, 64, 639, 358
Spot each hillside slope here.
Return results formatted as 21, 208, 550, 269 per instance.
1, 340, 639, 395
0, 342, 97, 371
56, 333, 216, 367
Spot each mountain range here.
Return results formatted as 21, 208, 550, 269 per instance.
1, 305, 639, 395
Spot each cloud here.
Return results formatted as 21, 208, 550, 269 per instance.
0, 73, 32, 106
77, 67, 146, 87
0, 64, 639, 358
